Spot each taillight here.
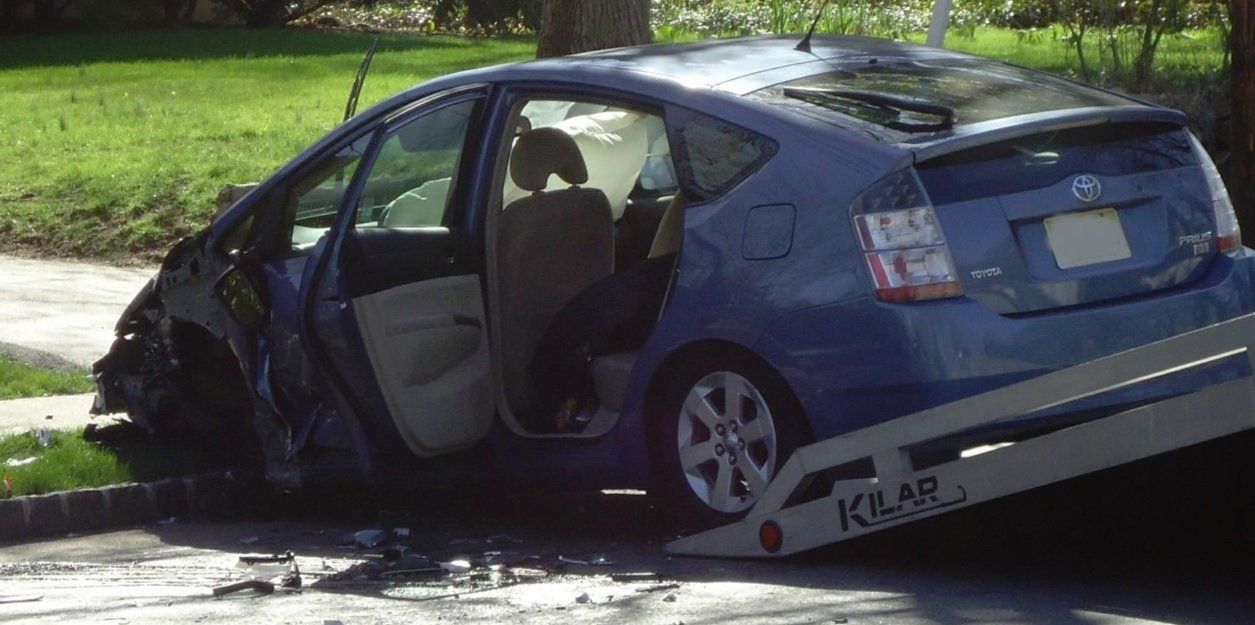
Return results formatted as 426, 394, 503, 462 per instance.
851, 170, 962, 302
1189, 132, 1242, 255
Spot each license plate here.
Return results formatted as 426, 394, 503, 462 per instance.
1043, 208, 1132, 270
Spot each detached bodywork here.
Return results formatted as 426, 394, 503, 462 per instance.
93, 36, 1255, 506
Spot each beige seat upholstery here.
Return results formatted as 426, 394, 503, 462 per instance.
649, 194, 685, 258
502, 111, 648, 220
498, 128, 615, 410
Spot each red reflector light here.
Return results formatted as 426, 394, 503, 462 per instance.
1219, 232, 1242, 254
759, 520, 783, 553
873, 282, 964, 303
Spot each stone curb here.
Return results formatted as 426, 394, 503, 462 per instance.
0, 471, 263, 543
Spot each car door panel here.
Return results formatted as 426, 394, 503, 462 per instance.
340, 226, 474, 298
301, 92, 494, 460
351, 273, 492, 456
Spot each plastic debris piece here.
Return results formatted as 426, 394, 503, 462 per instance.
636, 583, 681, 593
236, 551, 300, 587
353, 529, 388, 549
380, 567, 444, 578
440, 559, 472, 574
156, 517, 177, 525
0, 594, 43, 604
663, 593, 677, 602
575, 593, 591, 604
240, 536, 260, 545
212, 580, 275, 597
394, 527, 410, 537
4, 457, 36, 468
559, 555, 615, 566
33, 428, 51, 447
610, 572, 661, 582
381, 545, 410, 562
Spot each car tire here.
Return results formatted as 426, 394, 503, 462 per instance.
650, 353, 811, 528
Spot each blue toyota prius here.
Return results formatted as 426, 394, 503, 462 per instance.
93, 35, 1255, 524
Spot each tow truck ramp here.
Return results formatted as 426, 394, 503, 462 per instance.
667, 313, 1255, 558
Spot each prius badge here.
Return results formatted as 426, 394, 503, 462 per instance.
1072, 174, 1102, 203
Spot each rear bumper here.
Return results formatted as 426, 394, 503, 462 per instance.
759, 250, 1255, 440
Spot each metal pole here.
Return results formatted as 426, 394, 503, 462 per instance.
925, 0, 953, 48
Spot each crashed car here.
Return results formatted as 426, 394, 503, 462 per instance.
94, 35, 1255, 524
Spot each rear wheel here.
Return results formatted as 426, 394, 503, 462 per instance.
651, 355, 809, 527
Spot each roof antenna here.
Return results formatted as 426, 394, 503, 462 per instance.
343, 36, 381, 122
795, 0, 832, 53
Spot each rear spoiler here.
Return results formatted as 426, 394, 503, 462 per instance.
905, 105, 1190, 163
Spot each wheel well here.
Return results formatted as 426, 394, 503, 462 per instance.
643, 339, 811, 438
167, 320, 251, 417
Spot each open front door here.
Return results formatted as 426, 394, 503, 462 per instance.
309, 93, 494, 458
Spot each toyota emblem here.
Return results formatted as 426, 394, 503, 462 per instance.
1072, 174, 1102, 203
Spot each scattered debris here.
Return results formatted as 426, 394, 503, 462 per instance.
212, 580, 275, 598
3, 457, 36, 468
380, 545, 410, 562
235, 551, 302, 589
350, 529, 388, 549
636, 582, 681, 593
558, 555, 615, 566
0, 594, 43, 604
610, 572, 662, 582
663, 593, 677, 602
439, 559, 472, 574
575, 592, 591, 604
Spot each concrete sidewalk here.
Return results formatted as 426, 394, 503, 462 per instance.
0, 254, 154, 370
0, 393, 108, 435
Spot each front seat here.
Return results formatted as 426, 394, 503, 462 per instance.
497, 127, 614, 411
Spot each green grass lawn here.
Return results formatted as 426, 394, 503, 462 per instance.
0, 355, 93, 400
913, 26, 1227, 91
0, 424, 222, 498
0, 29, 535, 264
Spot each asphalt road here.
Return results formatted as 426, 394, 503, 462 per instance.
1, 434, 1251, 625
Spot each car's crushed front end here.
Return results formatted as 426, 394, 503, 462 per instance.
91, 229, 302, 486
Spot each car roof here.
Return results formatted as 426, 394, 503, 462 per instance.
529, 35, 974, 94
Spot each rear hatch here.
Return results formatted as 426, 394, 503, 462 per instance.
917, 121, 1210, 315
748, 56, 1216, 314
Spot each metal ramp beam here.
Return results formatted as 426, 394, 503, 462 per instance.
666, 313, 1255, 558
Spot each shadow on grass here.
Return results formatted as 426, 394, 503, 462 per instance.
0, 422, 229, 498
0, 27, 535, 70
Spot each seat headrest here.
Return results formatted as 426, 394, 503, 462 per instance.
510, 127, 588, 192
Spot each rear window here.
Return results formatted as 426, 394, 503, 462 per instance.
751, 59, 1133, 134
666, 106, 778, 202
916, 123, 1196, 205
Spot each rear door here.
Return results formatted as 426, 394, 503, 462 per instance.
305, 90, 495, 458
916, 122, 1211, 315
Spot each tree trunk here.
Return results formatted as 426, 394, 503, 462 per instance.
537, 0, 651, 58
1232, 0, 1255, 242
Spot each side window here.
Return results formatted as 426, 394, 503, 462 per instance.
289, 136, 370, 248
356, 99, 478, 229
667, 107, 778, 202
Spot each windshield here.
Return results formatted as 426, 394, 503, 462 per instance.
752, 59, 1134, 134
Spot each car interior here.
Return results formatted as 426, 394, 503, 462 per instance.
490, 98, 683, 436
